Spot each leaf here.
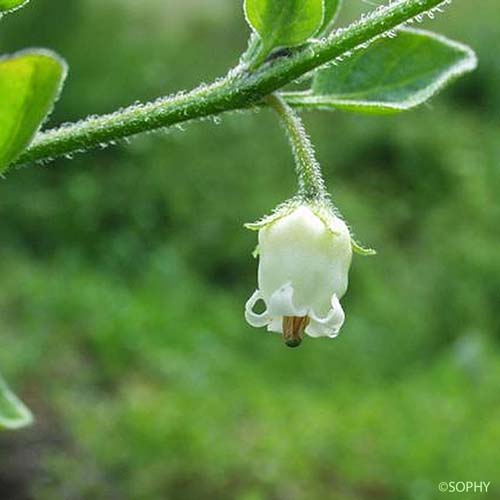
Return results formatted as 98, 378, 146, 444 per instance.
0, 375, 33, 430
318, 0, 342, 35
283, 28, 477, 114
0, 49, 67, 173
0, 0, 30, 13
244, 0, 324, 62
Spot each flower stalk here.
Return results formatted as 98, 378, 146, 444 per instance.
265, 94, 326, 201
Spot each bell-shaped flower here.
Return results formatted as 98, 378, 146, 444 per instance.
245, 202, 353, 347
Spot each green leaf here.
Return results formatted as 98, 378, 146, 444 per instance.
244, 0, 324, 64
318, 0, 342, 35
0, 49, 67, 173
0, 375, 33, 430
283, 28, 477, 114
0, 0, 30, 13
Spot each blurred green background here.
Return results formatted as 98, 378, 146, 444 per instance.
0, 1, 499, 499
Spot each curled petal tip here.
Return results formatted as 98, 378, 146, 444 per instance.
245, 290, 270, 327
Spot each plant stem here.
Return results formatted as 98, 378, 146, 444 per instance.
15, 0, 447, 167
266, 94, 325, 200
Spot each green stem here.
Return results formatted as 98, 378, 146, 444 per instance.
15, 0, 446, 166
266, 94, 325, 200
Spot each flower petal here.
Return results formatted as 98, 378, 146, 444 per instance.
245, 289, 270, 328
267, 283, 308, 318
267, 317, 283, 334
306, 294, 345, 338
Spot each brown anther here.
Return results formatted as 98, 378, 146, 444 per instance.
282, 316, 310, 348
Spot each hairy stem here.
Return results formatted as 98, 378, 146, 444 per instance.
266, 94, 326, 200
15, 0, 446, 166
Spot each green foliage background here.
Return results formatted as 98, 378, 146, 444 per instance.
0, 1, 499, 498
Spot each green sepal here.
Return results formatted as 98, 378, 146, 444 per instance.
0, 375, 33, 430
308, 198, 343, 236
246, 196, 345, 236
352, 238, 377, 256
244, 197, 303, 231
246, 197, 375, 257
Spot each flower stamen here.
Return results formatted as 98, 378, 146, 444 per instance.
282, 315, 310, 348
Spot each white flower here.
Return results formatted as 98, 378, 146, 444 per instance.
245, 204, 352, 347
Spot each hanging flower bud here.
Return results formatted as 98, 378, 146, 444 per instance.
245, 95, 374, 347
245, 201, 353, 347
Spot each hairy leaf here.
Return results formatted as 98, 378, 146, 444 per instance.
283, 28, 477, 114
0, 50, 67, 172
244, 0, 324, 59
0, 375, 33, 430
